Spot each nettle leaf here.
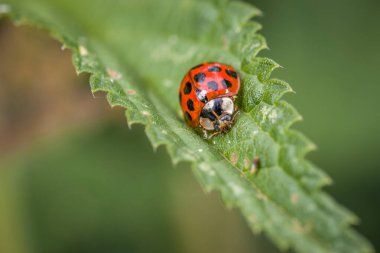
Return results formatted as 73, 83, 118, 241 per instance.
0, 0, 374, 252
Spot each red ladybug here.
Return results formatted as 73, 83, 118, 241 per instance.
179, 62, 240, 138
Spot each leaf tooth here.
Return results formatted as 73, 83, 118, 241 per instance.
154, 136, 197, 165
340, 230, 375, 253
227, 1, 262, 22
193, 160, 269, 234
278, 147, 331, 191
169, 145, 198, 165
242, 57, 281, 82
275, 101, 303, 129
312, 192, 359, 227
230, 24, 267, 59
253, 167, 369, 251
191, 162, 221, 193
280, 129, 317, 156
105, 92, 129, 108
276, 129, 329, 191
300, 161, 332, 189
89, 73, 114, 93
145, 124, 169, 151
219, 0, 262, 43
73, 50, 98, 74
263, 78, 294, 104
143, 115, 180, 152
124, 107, 148, 127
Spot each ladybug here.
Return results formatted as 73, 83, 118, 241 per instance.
179, 62, 240, 139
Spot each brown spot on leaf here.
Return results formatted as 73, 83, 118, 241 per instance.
107, 68, 122, 81
292, 219, 312, 234
127, 89, 136, 95
291, 193, 299, 204
256, 191, 268, 201
230, 152, 238, 165
250, 156, 260, 174
244, 158, 250, 169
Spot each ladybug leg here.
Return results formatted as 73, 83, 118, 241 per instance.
233, 102, 239, 112
211, 110, 220, 120
201, 127, 220, 139
207, 131, 220, 139
232, 110, 240, 121
202, 129, 209, 139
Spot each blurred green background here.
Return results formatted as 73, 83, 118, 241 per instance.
0, 0, 379, 252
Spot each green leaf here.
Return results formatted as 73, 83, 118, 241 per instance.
0, 0, 374, 252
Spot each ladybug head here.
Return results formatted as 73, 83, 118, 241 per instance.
199, 97, 236, 134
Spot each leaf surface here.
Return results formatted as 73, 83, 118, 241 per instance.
0, 0, 374, 252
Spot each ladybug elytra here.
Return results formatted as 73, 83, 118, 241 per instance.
179, 62, 240, 139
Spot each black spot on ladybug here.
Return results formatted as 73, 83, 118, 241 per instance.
221, 79, 232, 88
183, 82, 192, 94
187, 99, 194, 111
191, 63, 204, 70
179, 92, 182, 102
225, 69, 238, 79
185, 111, 192, 121
208, 66, 222, 72
194, 73, 206, 83
207, 81, 219, 91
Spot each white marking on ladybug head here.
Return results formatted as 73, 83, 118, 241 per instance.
196, 89, 207, 102
197, 90, 206, 102
220, 97, 234, 114
202, 100, 210, 110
